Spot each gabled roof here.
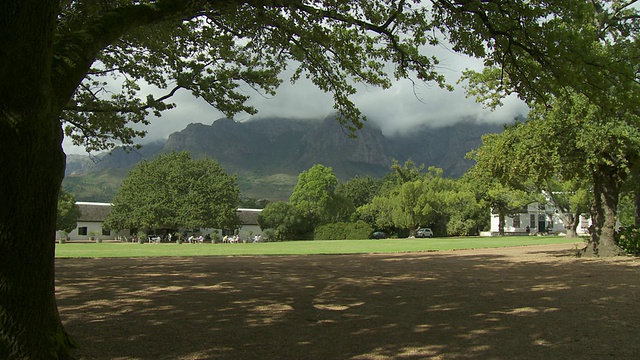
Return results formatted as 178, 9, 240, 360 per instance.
237, 209, 261, 225
74, 202, 262, 225
76, 202, 112, 222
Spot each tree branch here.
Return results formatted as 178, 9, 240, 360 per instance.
64, 85, 183, 113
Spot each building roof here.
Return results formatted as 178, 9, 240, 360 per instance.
77, 203, 113, 222
237, 209, 261, 225
75, 202, 262, 225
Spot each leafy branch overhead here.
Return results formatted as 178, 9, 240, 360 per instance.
57, 1, 448, 152
54, 1, 639, 153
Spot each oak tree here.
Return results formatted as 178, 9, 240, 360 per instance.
104, 151, 240, 233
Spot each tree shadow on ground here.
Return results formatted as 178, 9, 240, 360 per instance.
56, 246, 640, 359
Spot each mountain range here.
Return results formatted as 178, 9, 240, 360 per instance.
63, 115, 507, 202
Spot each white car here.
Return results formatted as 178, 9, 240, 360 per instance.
416, 227, 434, 238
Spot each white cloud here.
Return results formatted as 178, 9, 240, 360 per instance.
62, 46, 528, 154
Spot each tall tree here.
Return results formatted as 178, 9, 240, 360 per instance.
469, 92, 640, 253
465, 147, 538, 237
457, 1, 640, 253
527, 94, 640, 256
2, 1, 638, 357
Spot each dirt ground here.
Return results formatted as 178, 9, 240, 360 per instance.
56, 243, 640, 360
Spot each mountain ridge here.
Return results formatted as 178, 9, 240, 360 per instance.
64, 115, 506, 202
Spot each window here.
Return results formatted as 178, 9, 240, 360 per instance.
102, 228, 111, 236
512, 215, 520, 228
78, 227, 88, 236
530, 215, 536, 229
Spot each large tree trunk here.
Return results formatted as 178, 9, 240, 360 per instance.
564, 213, 578, 239
563, 212, 580, 239
582, 168, 624, 257
0, 120, 73, 359
0, 1, 75, 358
498, 212, 505, 236
634, 187, 640, 227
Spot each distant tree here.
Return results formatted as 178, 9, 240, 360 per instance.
105, 152, 239, 232
356, 195, 396, 234
465, 159, 538, 236
389, 167, 486, 236
443, 177, 489, 236
239, 197, 271, 209
393, 179, 424, 235
290, 164, 340, 228
56, 189, 81, 234
336, 175, 382, 209
325, 193, 356, 224
390, 159, 425, 185
258, 201, 312, 241
418, 173, 487, 236
356, 166, 486, 236
543, 179, 592, 238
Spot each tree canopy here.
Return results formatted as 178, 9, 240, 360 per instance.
58, 1, 453, 153
105, 151, 240, 232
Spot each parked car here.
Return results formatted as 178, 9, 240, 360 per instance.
371, 231, 387, 239
416, 227, 434, 238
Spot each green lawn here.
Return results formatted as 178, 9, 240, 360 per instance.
55, 236, 585, 258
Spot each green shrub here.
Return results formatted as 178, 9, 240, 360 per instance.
615, 226, 640, 256
314, 221, 374, 240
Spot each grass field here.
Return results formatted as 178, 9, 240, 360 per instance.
55, 236, 584, 258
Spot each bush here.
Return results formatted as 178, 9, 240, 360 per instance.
314, 221, 374, 240
615, 226, 640, 256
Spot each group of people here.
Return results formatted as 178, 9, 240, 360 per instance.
147, 232, 265, 244
220, 234, 264, 243
222, 234, 240, 243
187, 234, 205, 243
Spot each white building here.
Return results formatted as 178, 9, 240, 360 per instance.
57, 202, 263, 241
57, 202, 129, 241
489, 202, 591, 236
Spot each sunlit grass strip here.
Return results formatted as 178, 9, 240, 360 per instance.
55, 236, 584, 258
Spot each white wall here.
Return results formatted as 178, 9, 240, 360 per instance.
489, 203, 590, 236
58, 221, 130, 241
